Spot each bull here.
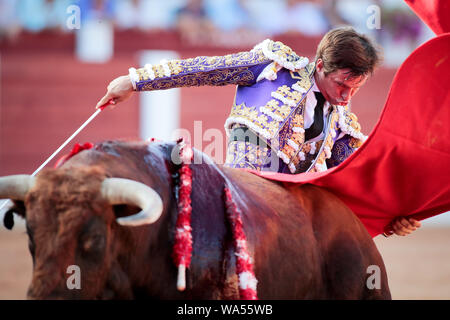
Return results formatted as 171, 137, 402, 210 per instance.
0, 140, 391, 299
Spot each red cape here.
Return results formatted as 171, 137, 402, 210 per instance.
405, 0, 450, 36
249, 2, 450, 237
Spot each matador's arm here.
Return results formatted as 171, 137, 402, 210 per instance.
96, 39, 310, 108
128, 39, 310, 91
128, 50, 272, 91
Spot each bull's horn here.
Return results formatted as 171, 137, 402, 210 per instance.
0, 175, 36, 201
101, 178, 163, 226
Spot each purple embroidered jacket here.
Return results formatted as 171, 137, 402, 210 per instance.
130, 39, 367, 173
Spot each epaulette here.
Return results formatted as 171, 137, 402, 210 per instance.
252, 39, 309, 72
336, 105, 368, 143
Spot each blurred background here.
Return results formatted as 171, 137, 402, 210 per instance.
0, 0, 448, 299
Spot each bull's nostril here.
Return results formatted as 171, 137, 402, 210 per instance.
27, 290, 70, 300
27, 293, 40, 300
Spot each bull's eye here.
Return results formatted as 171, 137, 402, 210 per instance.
78, 217, 107, 260
81, 234, 105, 254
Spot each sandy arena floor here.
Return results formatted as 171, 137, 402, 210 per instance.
0, 224, 449, 300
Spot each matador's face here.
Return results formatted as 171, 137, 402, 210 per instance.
314, 59, 368, 106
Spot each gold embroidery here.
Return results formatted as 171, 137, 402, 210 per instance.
153, 65, 165, 78
340, 108, 364, 138
272, 84, 304, 106
292, 113, 305, 129
348, 112, 358, 122
284, 145, 297, 158
262, 99, 293, 121
267, 41, 304, 67
276, 99, 306, 159
293, 68, 312, 92
266, 99, 279, 109
289, 71, 302, 80
277, 104, 293, 119
290, 132, 304, 146
288, 90, 303, 103
349, 113, 362, 131
349, 137, 363, 148
136, 49, 269, 83
137, 68, 149, 81
330, 109, 340, 132
309, 110, 339, 172
139, 68, 255, 91
230, 102, 281, 138
302, 143, 312, 154
291, 62, 315, 79
168, 60, 183, 75
276, 85, 291, 96
225, 141, 269, 170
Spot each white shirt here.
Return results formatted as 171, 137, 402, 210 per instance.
304, 81, 330, 143
304, 81, 346, 143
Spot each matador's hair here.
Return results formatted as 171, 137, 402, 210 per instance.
315, 26, 382, 77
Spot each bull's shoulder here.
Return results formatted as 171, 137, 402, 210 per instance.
220, 166, 286, 195
286, 184, 371, 239
219, 166, 309, 220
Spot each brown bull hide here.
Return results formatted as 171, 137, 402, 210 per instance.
4, 140, 391, 299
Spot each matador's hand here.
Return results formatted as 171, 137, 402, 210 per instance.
390, 217, 421, 236
96, 75, 134, 109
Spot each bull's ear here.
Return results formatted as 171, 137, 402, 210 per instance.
2, 201, 26, 230
3, 209, 15, 230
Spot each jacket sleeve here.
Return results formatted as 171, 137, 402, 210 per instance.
129, 49, 272, 92
129, 39, 310, 92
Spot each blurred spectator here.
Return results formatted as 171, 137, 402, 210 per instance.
322, 0, 351, 28
243, 0, 288, 36
112, 0, 139, 30
175, 0, 214, 45
334, 0, 375, 34
0, 0, 21, 41
137, 0, 185, 31
285, 0, 330, 36
204, 0, 249, 32
47, 0, 76, 32
16, 0, 49, 33
76, 0, 115, 63
379, 0, 427, 66
203, 0, 264, 47
381, 0, 422, 42
176, 0, 258, 47
77, 0, 115, 22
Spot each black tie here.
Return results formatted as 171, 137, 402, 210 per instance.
305, 91, 325, 141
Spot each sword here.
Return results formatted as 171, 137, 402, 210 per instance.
0, 100, 113, 213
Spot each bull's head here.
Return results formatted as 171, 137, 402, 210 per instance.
0, 167, 163, 299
